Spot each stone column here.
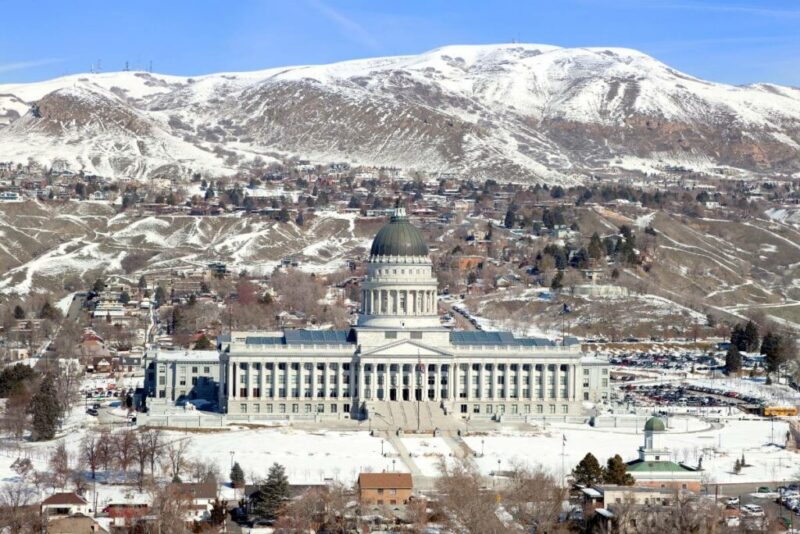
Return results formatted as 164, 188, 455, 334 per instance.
466, 362, 472, 401
435, 364, 442, 401
259, 362, 266, 399
357, 362, 365, 401
478, 362, 484, 400
272, 362, 278, 399
226, 360, 233, 400
491, 364, 498, 401
504, 361, 511, 401
311, 360, 318, 401
515, 362, 522, 400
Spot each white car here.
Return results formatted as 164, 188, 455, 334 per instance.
741, 504, 765, 517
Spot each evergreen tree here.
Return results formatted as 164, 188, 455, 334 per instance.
295, 212, 304, 226
733, 458, 741, 474
761, 331, 795, 375
39, 301, 57, 320
154, 285, 166, 305
253, 463, 290, 520
138, 275, 147, 290
743, 320, 760, 352
13, 305, 25, 319
194, 335, 213, 350
30, 374, 61, 441
503, 208, 515, 229
204, 186, 215, 201
725, 345, 742, 374
550, 271, 563, 291
230, 461, 245, 488
119, 291, 130, 304
588, 232, 603, 260
571, 453, 604, 486
603, 455, 635, 486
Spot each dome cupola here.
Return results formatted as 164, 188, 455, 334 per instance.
369, 208, 428, 261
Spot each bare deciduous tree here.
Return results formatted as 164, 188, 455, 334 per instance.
435, 458, 510, 534
165, 438, 191, 481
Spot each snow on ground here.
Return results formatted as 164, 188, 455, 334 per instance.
459, 418, 796, 484
56, 292, 76, 315
402, 436, 452, 475
177, 427, 406, 485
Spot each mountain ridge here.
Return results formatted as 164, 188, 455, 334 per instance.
1, 43, 798, 182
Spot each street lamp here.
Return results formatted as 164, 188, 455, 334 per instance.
392, 459, 396, 472
229, 450, 235, 472
381, 439, 385, 456
481, 439, 485, 457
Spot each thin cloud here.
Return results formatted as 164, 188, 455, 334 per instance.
307, 0, 381, 51
0, 58, 64, 74
644, 1, 800, 17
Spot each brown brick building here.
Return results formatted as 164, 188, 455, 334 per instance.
358, 472, 413, 505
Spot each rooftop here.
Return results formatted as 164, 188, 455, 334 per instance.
42, 492, 88, 506
625, 460, 696, 473
369, 208, 429, 259
358, 472, 413, 489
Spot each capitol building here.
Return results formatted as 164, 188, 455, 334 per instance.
145, 209, 610, 426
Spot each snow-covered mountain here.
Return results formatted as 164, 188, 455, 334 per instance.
1, 44, 799, 182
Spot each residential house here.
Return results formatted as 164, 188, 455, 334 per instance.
168, 482, 217, 521
41, 492, 90, 517
358, 472, 413, 505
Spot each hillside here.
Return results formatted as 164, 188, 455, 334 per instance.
0, 44, 799, 182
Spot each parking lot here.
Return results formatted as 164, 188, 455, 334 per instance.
620, 383, 746, 411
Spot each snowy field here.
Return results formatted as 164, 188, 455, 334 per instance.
402, 436, 453, 475
460, 418, 796, 484
179, 427, 406, 484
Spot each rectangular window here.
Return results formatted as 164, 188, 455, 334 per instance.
279, 404, 286, 413
240, 404, 247, 413
385, 331, 397, 339
562, 405, 568, 414
204, 366, 210, 374
191, 366, 198, 373
549, 405, 556, 414
266, 404, 273, 413
410, 331, 422, 339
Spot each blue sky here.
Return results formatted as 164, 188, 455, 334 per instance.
1, 0, 798, 85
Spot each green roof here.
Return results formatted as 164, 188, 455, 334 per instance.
644, 417, 666, 432
626, 460, 694, 473
370, 211, 428, 258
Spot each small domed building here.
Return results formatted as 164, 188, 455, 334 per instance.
625, 417, 703, 491
199, 209, 611, 428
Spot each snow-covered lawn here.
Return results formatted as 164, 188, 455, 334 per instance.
402, 436, 452, 475
179, 427, 406, 485
462, 418, 797, 484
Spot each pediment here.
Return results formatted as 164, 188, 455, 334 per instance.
360, 339, 453, 358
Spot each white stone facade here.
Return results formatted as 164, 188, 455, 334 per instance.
217, 209, 611, 421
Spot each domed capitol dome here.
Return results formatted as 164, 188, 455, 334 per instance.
358, 208, 440, 329
369, 208, 429, 260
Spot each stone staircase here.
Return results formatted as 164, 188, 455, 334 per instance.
367, 401, 457, 432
